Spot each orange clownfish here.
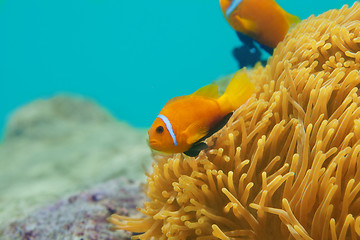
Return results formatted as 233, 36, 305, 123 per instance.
148, 70, 254, 157
220, 0, 300, 51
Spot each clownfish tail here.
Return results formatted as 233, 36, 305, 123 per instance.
217, 69, 254, 113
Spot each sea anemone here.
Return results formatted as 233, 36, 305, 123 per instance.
109, 2, 360, 239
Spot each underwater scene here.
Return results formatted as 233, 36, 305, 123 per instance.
1, 0, 359, 239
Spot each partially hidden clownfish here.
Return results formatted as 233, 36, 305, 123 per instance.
148, 70, 254, 157
220, 0, 300, 53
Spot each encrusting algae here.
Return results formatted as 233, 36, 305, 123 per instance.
109, 2, 360, 239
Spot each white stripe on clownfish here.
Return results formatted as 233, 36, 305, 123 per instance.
157, 114, 178, 146
226, 0, 243, 18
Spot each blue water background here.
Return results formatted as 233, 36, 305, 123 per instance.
0, 0, 352, 137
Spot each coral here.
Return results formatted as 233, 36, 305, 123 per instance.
109, 3, 360, 239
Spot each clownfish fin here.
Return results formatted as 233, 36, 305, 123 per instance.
183, 113, 234, 157
285, 12, 301, 26
183, 122, 209, 145
206, 112, 233, 138
235, 16, 258, 34
183, 142, 208, 157
217, 69, 254, 113
194, 112, 233, 144
191, 83, 219, 99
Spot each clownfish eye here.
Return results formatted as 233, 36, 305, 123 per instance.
156, 126, 164, 134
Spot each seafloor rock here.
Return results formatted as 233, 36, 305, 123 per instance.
0, 177, 144, 240
0, 94, 151, 226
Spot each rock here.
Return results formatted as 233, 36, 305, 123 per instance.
0, 177, 144, 240
0, 94, 151, 226
4, 94, 115, 141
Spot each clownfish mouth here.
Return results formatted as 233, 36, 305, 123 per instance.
148, 139, 160, 148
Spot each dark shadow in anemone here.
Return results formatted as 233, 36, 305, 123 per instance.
232, 45, 267, 68
232, 31, 271, 68
132, 232, 144, 236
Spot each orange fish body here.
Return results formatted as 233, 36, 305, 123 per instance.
148, 70, 254, 156
220, 0, 300, 48
150, 96, 224, 154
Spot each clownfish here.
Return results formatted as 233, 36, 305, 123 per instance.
220, 0, 300, 53
148, 70, 254, 157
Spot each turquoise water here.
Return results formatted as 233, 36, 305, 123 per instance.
0, 0, 352, 137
